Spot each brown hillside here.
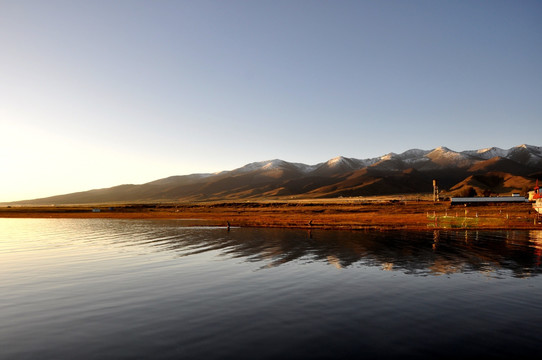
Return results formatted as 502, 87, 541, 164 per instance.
447, 172, 534, 197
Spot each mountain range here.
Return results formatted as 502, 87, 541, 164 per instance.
11, 144, 542, 204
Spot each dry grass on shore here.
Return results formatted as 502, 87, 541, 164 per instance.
1, 200, 540, 230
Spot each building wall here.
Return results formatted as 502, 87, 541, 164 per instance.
451, 196, 527, 204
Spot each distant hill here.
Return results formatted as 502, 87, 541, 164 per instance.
9, 144, 542, 205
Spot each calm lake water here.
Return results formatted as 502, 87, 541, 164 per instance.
1, 219, 542, 359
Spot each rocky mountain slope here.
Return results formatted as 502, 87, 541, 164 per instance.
12, 145, 542, 204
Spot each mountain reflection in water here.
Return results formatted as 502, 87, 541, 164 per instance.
102, 222, 542, 277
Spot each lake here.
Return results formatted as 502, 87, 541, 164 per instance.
1, 219, 542, 359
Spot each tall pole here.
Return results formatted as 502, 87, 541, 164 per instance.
433, 180, 439, 202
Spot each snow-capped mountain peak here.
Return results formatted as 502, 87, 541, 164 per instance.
328, 156, 345, 166
464, 146, 506, 160
262, 160, 284, 170
327, 156, 363, 169
235, 159, 286, 173
398, 149, 430, 158
516, 144, 542, 155
380, 153, 397, 161
227, 144, 542, 176
428, 146, 462, 159
432, 146, 455, 153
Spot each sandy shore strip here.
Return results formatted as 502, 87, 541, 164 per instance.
1, 201, 541, 231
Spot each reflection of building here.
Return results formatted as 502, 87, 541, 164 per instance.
530, 231, 542, 267
381, 262, 393, 271
327, 255, 342, 269
529, 231, 542, 250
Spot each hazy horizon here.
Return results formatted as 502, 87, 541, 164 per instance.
2, 0, 541, 202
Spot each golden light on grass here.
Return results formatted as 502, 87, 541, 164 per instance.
1, 201, 539, 230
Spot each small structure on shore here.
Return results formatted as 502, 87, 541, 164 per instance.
450, 196, 527, 205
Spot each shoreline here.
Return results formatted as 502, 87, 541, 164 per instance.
1, 201, 540, 231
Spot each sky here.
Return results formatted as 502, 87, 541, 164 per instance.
1, 0, 541, 202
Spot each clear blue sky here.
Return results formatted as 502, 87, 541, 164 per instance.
1, 0, 541, 201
